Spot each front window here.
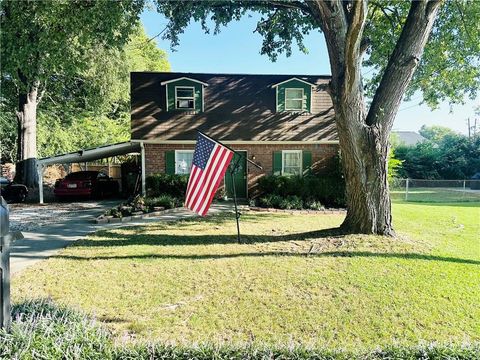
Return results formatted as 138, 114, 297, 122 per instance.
175, 87, 195, 109
282, 150, 302, 176
175, 150, 194, 174
285, 88, 304, 111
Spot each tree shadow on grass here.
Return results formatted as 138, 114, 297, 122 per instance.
71, 227, 346, 248
53, 249, 480, 266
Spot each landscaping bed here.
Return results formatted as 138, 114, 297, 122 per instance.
251, 171, 346, 211
2, 299, 479, 359
96, 194, 183, 223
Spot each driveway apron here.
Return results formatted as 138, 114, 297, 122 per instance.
9, 201, 233, 275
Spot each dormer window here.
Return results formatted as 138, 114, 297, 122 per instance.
161, 77, 208, 112
175, 87, 195, 109
271, 77, 316, 113
285, 88, 304, 111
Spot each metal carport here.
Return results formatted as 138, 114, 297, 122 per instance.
37, 141, 145, 203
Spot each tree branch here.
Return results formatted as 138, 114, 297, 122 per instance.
307, 0, 348, 95
344, 0, 367, 94
366, 0, 442, 132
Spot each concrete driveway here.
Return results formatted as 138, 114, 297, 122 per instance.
8, 200, 233, 275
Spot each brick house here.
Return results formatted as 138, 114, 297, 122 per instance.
130, 72, 338, 199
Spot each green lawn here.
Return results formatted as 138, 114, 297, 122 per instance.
390, 187, 480, 202
12, 202, 480, 350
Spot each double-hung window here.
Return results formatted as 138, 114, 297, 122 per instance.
175, 87, 195, 109
285, 88, 304, 111
175, 150, 194, 174
282, 150, 302, 176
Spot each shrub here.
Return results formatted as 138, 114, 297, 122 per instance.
114, 343, 480, 360
145, 194, 181, 209
279, 195, 303, 210
146, 173, 188, 198
305, 199, 324, 210
1, 300, 478, 359
257, 174, 346, 208
259, 194, 283, 208
0, 299, 113, 359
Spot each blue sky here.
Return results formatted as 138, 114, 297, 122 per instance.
141, 9, 478, 135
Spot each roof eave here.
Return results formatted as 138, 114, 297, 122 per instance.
160, 76, 209, 87
271, 77, 317, 88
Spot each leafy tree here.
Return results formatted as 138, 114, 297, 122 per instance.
395, 142, 441, 179
395, 132, 480, 179
0, 0, 144, 187
419, 125, 457, 143
0, 110, 17, 163
35, 25, 171, 159
154, 0, 480, 235
126, 26, 171, 72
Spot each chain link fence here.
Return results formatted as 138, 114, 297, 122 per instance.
390, 178, 480, 202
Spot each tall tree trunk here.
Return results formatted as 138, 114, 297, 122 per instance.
334, 100, 393, 235
15, 86, 38, 188
308, 0, 441, 235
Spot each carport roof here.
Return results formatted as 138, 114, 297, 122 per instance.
37, 141, 141, 166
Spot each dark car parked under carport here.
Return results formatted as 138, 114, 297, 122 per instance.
54, 171, 119, 199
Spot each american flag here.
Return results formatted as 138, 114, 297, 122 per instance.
185, 132, 234, 216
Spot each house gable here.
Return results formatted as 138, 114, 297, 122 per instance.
273, 78, 314, 113
162, 77, 206, 113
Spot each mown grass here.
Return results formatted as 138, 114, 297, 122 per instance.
11, 202, 480, 351
3, 300, 479, 360
390, 188, 480, 202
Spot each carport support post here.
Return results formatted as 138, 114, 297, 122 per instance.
140, 142, 146, 196
37, 164, 44, 204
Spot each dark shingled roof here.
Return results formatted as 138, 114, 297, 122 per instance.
131, 72, 337, 141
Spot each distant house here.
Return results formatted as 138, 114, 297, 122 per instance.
392, 131, 426, 147
130, 72, 339, 198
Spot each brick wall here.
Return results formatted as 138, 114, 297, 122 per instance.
144, 143, 339, 197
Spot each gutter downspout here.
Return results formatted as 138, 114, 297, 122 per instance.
140, 142, 146, 197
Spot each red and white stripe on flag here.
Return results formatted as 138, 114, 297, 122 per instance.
185, 133, 234, 216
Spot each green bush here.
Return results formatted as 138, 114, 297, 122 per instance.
145, 194, 182, 209
257, 175, 346, 208
0, 299, 113, 359
114, 343, 480, 360
146, 173, 188, 198
1, 300, 479, 359
305, 199, 324, 210
278, 195, 303, 210
259, 194, 283, 208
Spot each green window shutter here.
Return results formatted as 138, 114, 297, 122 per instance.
302, 151, 312, 176
165, 151, 175, 174
273, 151, 282, 175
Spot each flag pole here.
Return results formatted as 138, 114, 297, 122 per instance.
229, 156, 242, 243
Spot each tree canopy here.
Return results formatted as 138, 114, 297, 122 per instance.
395, 125, 480, 179
155, 0, 479, 108
0, 24, 170, 163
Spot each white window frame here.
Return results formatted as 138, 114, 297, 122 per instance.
174, 150, 194, 174
284, 88, 304, 111
281, 150, 302, 176
175, 86, 195, 110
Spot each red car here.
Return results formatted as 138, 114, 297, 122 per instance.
54, 171, 119, 199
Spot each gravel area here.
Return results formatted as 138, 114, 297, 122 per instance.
8, 200, 121, 232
